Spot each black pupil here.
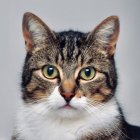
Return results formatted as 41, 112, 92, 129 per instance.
47, 67, 54, 76
85, 68, 91, 77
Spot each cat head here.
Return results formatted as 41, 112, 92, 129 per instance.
21, 12, 119, 118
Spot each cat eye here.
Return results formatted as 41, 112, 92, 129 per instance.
79, 67, 96, 81
42, 65, 58, 79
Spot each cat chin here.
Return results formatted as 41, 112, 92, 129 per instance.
51, 107, 84, 119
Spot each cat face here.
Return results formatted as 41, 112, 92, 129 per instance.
21, 13, 119, 118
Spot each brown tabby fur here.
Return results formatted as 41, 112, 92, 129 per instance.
22, 13, 119, 104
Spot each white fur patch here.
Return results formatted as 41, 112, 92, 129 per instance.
15, 87, 120, 140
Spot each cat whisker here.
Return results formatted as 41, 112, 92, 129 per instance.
76, 103, 115, 139
22, 99, 51, 119
83, 102, 122, 139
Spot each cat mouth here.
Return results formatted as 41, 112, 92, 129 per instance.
63, 104, 73, 109
60, 104, 76, 110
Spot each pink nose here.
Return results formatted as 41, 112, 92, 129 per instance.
60, 92, 75, 103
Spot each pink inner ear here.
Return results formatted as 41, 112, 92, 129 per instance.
23, 27, 33, 52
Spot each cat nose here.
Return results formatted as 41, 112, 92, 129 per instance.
60, 92, 75, 103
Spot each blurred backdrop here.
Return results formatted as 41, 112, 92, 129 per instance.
0, 0, 140, 139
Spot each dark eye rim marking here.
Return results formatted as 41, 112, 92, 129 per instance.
42, 65, 59, 79
79, 67, 96, 81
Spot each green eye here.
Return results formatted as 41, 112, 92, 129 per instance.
42, 65, 58, 79
80, 67, 96, 80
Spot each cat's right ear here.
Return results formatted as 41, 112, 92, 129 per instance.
22, 12, 56, 53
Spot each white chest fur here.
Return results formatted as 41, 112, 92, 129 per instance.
15, 98, 120, 140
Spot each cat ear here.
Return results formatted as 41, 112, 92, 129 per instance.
22, 12, 56, 53
87, 16, 120, 56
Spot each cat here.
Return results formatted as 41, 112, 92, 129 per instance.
12, 12, 140, 140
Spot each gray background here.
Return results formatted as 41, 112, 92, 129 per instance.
0, 0, 140, 139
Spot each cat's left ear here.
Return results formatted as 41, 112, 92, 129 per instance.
87, 16, 120, 56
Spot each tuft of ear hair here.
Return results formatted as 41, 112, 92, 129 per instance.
22, 12, 56, 53
87, 16, 120, 56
